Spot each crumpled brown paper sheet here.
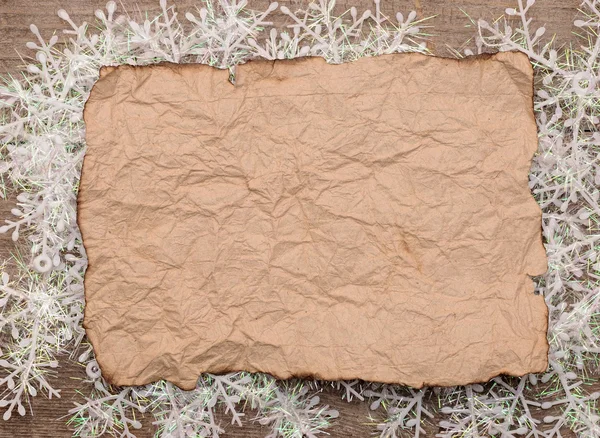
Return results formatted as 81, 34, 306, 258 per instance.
79, 52, 549, 390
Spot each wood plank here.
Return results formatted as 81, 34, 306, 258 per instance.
0, 0, 583, 75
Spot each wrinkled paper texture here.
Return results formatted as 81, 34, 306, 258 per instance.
79, 53, 549, 390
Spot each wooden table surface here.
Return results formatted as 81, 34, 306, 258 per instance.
0, 0, 586, 437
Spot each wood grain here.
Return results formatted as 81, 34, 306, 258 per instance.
0, 1, 589, 437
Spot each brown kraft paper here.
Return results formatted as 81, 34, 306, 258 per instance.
78, 52, 549, 390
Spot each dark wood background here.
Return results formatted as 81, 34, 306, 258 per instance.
0, 0, 589, 437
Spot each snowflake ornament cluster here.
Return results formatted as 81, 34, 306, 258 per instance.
0, 0, 598, 437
